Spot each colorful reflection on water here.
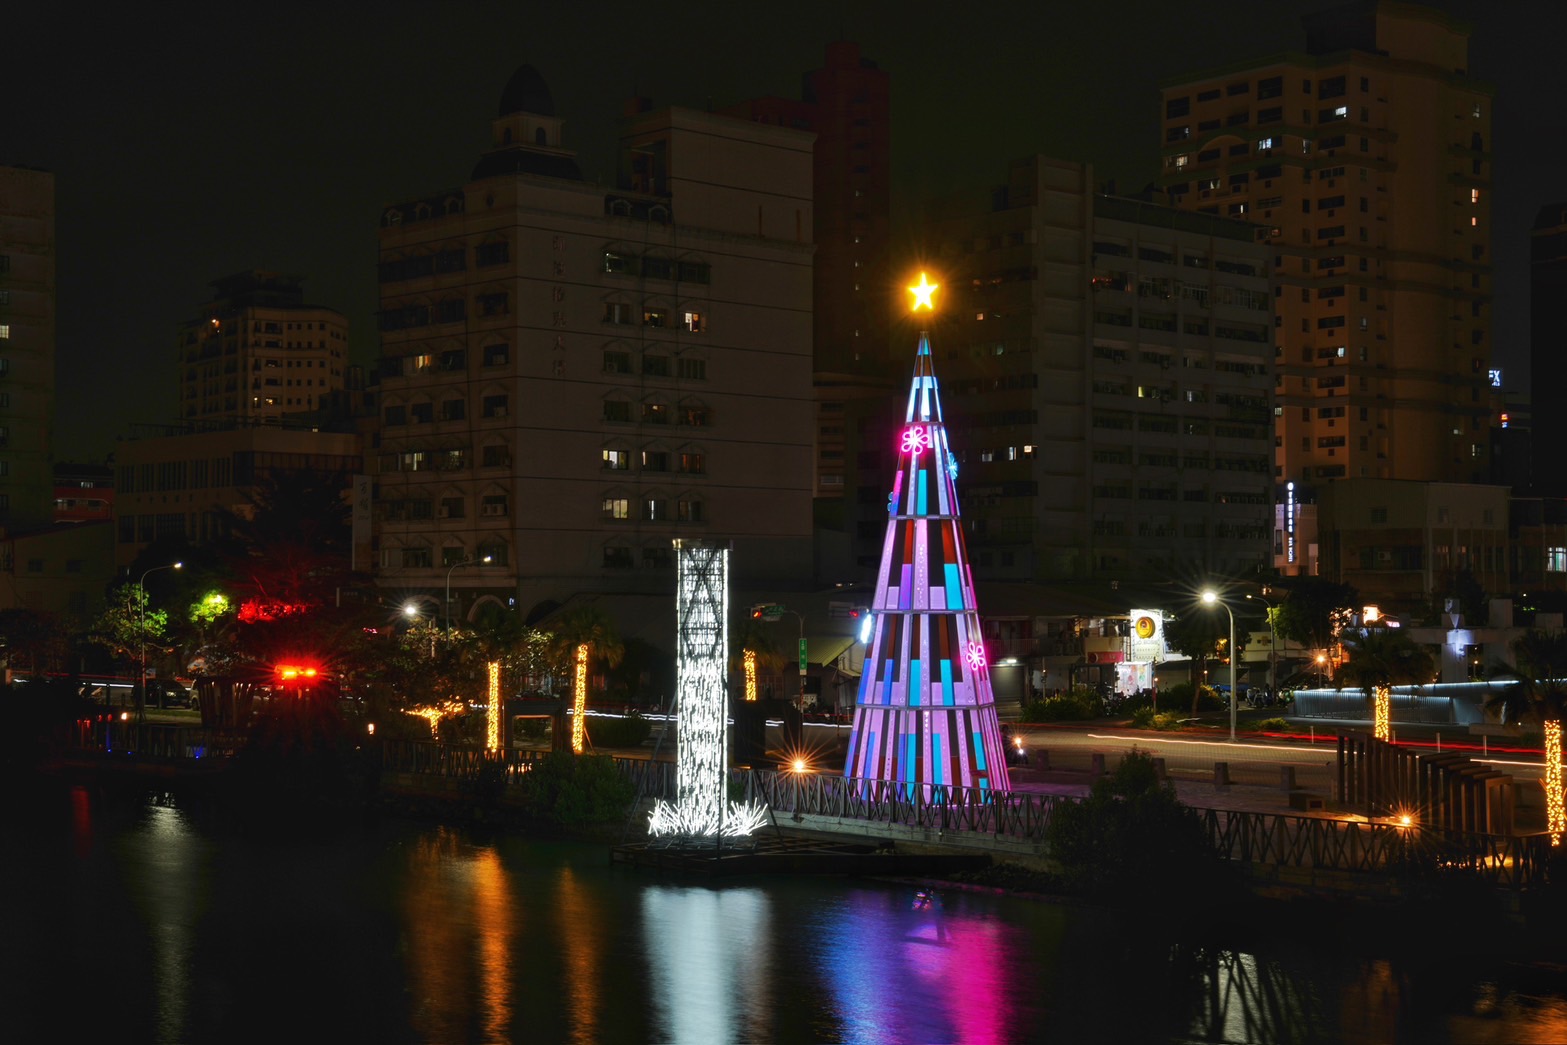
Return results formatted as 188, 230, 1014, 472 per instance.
7, 783, 1566, 1044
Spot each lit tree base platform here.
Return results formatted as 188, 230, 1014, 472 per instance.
843, 706, 1010, 794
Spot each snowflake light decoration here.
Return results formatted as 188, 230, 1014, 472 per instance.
900, 424, 931, 456
966, 641, 987, 674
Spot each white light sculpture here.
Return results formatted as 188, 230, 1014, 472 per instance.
649, 539, 768, 839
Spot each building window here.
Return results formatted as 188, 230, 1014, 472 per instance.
480, 494, 508, 517
643, 402, 669, 424
604, 252, 631, 274
440, 497, 465, 519
642, 450, 669, 472
678, 357, 706, 380
475, 241, 509, 267
604, 350, 632, 374
483, 343, 509, 366
441, 398, 466, 421
642, 308, 668, 328
677, 498, 704, 523
0, 325, 9, 340
680, 404, 709, 427
1548, 547, 1567, 573
481, 444, 509, 467
402, 546, 433, 568
680, 452, 705, 475
384, 405, 407, 426
603, 546, 634, 569
642, 497, 667, 521
482, 394, 508, 418
682, 312, 704, 333
603, 400, 631, 423
603, 302, 633, 325
603, 448, 629, 470
643, 354, 670, 377
410, 402, 434, 424
602, 497, 630, 520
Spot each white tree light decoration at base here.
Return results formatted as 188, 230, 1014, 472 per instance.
649, 540, 769, 839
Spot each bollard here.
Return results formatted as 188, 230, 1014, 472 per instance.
1213, 761, 1231, 786
1151, 756, 1167, 781
1090, 752, 1107, 777
1280, 765, 1296, 791
1031, 748, 1050, 770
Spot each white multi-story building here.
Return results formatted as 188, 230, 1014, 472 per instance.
176, 271, 350, 425
374, 66, 816, 623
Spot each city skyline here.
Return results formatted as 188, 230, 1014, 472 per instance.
7, 0, 1560, 461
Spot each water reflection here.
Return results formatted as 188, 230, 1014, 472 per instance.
13, 784, 1567, 1045
642, 885, 772, 1043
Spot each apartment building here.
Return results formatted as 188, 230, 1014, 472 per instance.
726, 42, 894, 501
374, 65, 815, 622
176, 271, 350, 425
1530, 203, 1567, 495
1158, 1, 1494, 547
0, 165, 55, 533
853, 155, 1274, 583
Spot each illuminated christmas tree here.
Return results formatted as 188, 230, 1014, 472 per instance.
843, 275, 1012, 793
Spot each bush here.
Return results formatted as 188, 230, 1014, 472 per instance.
1020, 688, 1104, 722
586, 712, 652, 749
1256, 717, 1290, 731
1130, 707, 1189, 730
1045, 750, 1219, 898
517, 751, 636, 826
1160, 681, 1224, 714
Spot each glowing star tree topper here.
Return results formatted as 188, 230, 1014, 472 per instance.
908, 272, 939, 312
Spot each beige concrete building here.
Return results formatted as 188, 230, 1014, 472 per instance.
1316, 478, 1509, 618
112, 425, 361, 569
374, 66, 815, 623
177, 271, 349, 425
870, 155, 1274, 583
1158, 1, 1494, 562
0, 165, 56, 533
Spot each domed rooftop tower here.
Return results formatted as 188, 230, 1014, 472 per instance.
472, 63, 582, 182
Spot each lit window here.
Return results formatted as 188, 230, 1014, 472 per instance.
1549, 547, 1567, 573
682, 312, 704, 333
1471, 188, 1481, 204
0, 325, 9, 340
601, 497, 630, 520
1257, 137, 1274, 150
602, 449, 629, 470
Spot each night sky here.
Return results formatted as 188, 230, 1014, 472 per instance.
8, 1, 1562, 463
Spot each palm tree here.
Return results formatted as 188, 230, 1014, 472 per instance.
464, 603, 535, 753
545, 607, 625, 754
730, 616, 785, 702
1487, 630, 1567, 846
1336, 628, 1435, 742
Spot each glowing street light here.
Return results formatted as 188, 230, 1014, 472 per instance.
1201, 589, 1237, 742
138, 561, 182, 722
444, 554, 493, 635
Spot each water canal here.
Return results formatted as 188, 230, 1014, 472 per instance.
5, 782, 1564, 1043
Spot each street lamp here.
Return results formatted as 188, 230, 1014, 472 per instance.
405, 601, 434, 657
1201, 589, 1237, 742
445, 555, 494, 635
1246, 592, 1276, 698
138, 561, 182, 722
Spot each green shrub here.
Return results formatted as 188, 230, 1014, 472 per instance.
586, 712, 652, 748
1255, 717, 1290, 731
1021, 688, 1104, 723
517, 751, 636, 825
1046, 750, 1218, 898
1160, 681, 1224, 714
1131, 707, 1190, 730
